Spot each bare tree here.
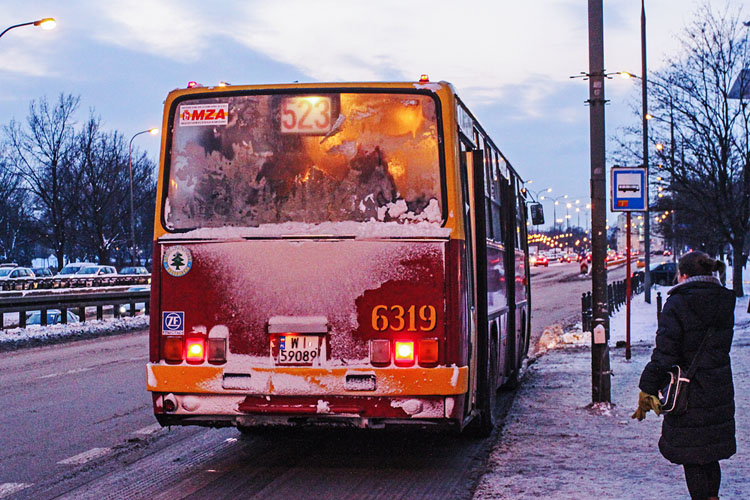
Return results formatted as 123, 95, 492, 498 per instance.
3, 94, 81, 268
0, 154, 35, 263
74, 115, 131, 263
615, 2, 749, 297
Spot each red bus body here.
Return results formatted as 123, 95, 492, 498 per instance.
147, 81, 531, 433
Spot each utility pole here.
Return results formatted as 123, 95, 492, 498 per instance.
641, 0, 652, 303
588, 0, 611, 403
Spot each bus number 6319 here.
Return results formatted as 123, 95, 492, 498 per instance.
371, 305, 437, 332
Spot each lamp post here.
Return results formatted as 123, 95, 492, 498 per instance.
0, 18, 56, 39
128, 128, 159, 265
543, 194, 568, 235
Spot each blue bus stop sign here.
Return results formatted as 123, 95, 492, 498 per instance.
611, 167, 647, 212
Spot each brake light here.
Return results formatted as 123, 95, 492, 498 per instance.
370, 339, 390, 366
418, 339, 439, 365
186, 338, 205, 364
207, 338, 226, 364
163, 337, 183, 363
394, 341, 415, 366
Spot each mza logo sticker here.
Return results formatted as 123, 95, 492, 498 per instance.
162, 311, 184, 335
179, 103, 228, 126
163, 245, 193, 277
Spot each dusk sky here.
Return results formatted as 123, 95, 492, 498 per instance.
2, 0, 746, 229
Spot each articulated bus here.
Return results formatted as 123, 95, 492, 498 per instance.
147, 79, 537, 435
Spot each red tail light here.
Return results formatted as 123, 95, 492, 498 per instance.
186, 338, 205, 364
418, 339, 439, 366
163, 337, 183, 363
207, 338, 226, 364
394, 341, 415, 366
370, 339, 390, 366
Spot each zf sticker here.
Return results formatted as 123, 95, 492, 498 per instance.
163, 245, 193, 277
162, 311, 184, 335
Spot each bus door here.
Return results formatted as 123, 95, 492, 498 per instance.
459, 141, 478, 413
461, 142, 492, 426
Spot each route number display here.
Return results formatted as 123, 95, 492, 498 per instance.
281, 96, 332, 134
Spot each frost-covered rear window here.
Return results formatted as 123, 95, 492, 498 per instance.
164, 92, 443, 231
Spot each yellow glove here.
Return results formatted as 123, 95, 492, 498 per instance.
631, 391, 661, 420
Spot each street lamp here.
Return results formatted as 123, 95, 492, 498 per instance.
128, 128, 159, 265
542, 194, 568, 234
0, 18, 56, 39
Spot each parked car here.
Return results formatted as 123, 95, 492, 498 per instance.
25, 309, 80, 325
118, 285, 151, 315
75, 265, 118, 276
0, 264, 35, 280
650, 262, 678, 286
55, 262, 96, 277
119, 266, 150, 275
31, 267, 54, 277
531, 254, 549, 267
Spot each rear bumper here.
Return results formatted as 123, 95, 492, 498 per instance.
152, 393, 463, 429
148, 363, 468, 428
147, 363, 468, 396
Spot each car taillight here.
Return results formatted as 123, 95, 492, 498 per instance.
418, 339, 439, 366
207, 338, 226, 364
370, 339, 391, 366
163, 337, 183, 363
394, 341, 415, 366
186, 338, 205, 364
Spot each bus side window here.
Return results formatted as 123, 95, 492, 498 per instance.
515, 180, 526, 249
483, 139, 493, 240
491, 151, 503, 243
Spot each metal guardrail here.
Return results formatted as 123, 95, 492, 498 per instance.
0, 274, 150, 292
0, 289, 150, 329
581, 273, 644, 332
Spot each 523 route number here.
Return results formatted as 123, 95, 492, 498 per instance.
281, 96, 332, 134
371, 305, 437, 332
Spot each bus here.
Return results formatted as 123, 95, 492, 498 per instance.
147, 78, 538, 436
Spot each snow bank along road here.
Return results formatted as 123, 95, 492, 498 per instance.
0, 262, 630, 499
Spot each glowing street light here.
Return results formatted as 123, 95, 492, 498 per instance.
128, 128, 159, 264
0, 18, 56, 39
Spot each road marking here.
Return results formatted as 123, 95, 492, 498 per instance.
57, 447, 111, 465
37, 367, 93, 380
0, 483, 32, 498
133, 423, 162, 435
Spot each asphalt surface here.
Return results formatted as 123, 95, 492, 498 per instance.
0, 261, 622, 499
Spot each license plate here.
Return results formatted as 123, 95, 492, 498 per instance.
275, 335, 322, 365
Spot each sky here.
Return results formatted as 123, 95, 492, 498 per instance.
2, 0, 748, 230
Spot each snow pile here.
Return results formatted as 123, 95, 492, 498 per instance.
0, 315, 149, 351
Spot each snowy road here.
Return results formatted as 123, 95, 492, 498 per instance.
0, 260, 645, 499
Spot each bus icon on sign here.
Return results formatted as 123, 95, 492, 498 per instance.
162, 311, 184, 335
619, 184, 639, 192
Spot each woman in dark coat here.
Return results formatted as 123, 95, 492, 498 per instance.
634, 251, 736, 500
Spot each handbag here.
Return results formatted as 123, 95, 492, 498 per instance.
658, 327, 715, 415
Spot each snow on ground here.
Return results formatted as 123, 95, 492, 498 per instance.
474, 274, 750, 499
0, 315, 149, 351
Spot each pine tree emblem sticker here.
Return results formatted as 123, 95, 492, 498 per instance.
163, 245, 193, 277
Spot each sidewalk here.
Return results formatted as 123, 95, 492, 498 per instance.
474, 292, 750, 500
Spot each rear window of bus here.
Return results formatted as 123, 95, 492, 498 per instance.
164, 92, 443, 231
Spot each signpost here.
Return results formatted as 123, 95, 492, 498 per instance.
611, 166, 647, 360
